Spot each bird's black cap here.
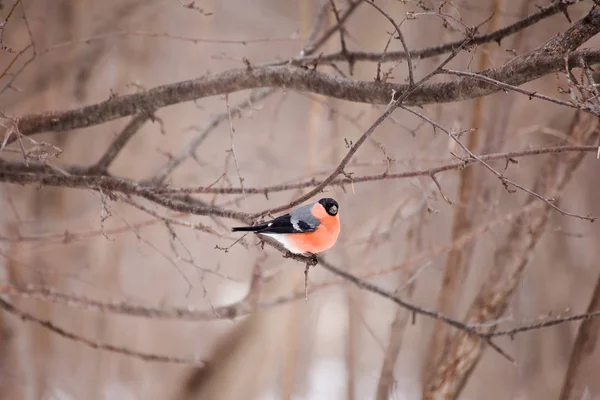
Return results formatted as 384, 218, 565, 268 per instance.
318, 198, 339, 216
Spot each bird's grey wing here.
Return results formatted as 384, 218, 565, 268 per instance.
289, 203, 320, 233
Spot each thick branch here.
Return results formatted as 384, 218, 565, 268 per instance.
11, 8, 600, 139
0, 169, 251, 222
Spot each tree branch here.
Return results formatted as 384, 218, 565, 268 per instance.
0, 298, 204, 365
149, 88, 275, 184
297, 0, 585, 65
364, 0, 414, 86
154, 145, 598, 195
9, 7, 600, 140
0, 169, 252, 222
87, 113, 151, 174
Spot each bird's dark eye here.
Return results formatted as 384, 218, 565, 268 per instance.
328, 205, 338, 215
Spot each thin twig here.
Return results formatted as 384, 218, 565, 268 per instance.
150, 88, 274, 184
293, 0, 585, 65
363, 0, 414, 86
487, 310, 600, 339
155, 145, 595, 194
0, 0, 36, 95
305, 0, 330, 50
401, 106, 596, 222
328, 0, 354, 74
375, 31, 394, 82
316, 256, 510, 362
224, 94, 245, 201
441, 68, 590, 112
300, 0, 363, 56
88, 113, 151, 174
0, 0, 22, 46
0, 298, 204, 365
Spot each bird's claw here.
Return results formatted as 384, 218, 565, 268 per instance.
307, 254, 318, 266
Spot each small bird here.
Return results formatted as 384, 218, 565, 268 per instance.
231, 198, 340, 255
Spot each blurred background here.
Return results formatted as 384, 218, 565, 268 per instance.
1, 0, 600, 399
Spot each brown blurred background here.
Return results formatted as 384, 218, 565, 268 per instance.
1, 0, 600, 399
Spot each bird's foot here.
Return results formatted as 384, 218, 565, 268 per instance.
307, 254, 318, 267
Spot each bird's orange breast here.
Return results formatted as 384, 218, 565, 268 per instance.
287, 204, 340, 254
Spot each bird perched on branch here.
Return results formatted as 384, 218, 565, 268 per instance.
231, 198, 341, 256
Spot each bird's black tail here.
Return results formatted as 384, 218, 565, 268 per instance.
231, 224, 268, 232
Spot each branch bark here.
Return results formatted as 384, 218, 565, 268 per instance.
9, 8, 600, 139
0, 169, 252, 222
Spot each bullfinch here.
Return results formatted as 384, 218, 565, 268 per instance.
231, 198, 340, 255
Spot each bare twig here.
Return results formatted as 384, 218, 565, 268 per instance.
316, 257, 475, 333
363, 0, 414, 86
430, 173, 452, 204
488, 310, 600, 339
375, 31, 394, 82
328, 0, 353, 73
0, 0, 36, 95
402, 106, 596, 222
158, 145, 596, 194
0, 44, 32, 80
0, 298, 204, 365
39, 30, 304, 48
0, 0, 22, 46
224, 94, 245, 200
87, 113, 151, 174
305, 0, 330, 50
115, 195, 224, 238
295, 0, 585, 65
316, 256, 510, 361
150, 88, 275, 184
300, 0, 363, 56
441, 68, 591, 112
